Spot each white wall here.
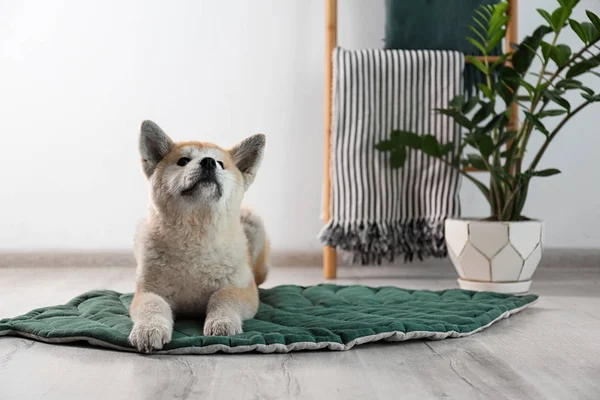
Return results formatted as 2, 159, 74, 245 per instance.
0, 0, 598, 252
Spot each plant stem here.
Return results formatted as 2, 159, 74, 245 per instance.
482, 157, 503, 218
528, 100, 592, 172
454, 140, 469, 167
500, 184, 521, 220
514, 32, 559, 175
477, 37, 510, 216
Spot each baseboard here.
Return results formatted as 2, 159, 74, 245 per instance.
0, 250, 322, 268
0, 248, 598, 269
0, 251, 136, 268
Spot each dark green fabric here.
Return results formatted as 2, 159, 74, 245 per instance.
0, 285, 537, 353
384, 0, 502, 96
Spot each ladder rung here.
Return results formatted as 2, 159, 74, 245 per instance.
465, 55, 503, 63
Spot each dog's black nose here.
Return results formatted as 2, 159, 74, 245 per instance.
200, 157, 217, 169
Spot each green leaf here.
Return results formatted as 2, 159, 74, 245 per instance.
483, 4, 494, 17
449, 95, 466, 110
472, 101, 495, 125
390, 131, 402, 146
488, 16, 510, 39
558, 0, 579, 9
569, 19, 589, 44
421, 135, 442, 157
553, 44, 572, 66
524, 111, 549, 135
486, 29, 507, 53
477, 83, 494, 100
542, 42, 572, 66
488, 4, 509, 34
375, 140, 395, 151
495, 80, 514, 105
551, 7, 569, 32
475, 134, 495, 158
391, 131, 422, 149
468, 26, 487, 43
581, 22, 599, 42
566, 62, 590, 78
586, 10, 600, 32
441, 142, 455, 155
537, 9, 554, 29
467, 153, 488, 170
489, 2, 508, 22
511, 25, 553, 74
540, 41, 553, 62
390, 147, 407, 168
499, 66, 521, 91
555, 78, 595, 94
532, 168, 561, 177
467, 37, 487, 54
462, 96, 479, 114
581, 92, 600, 102
472, 16, 488, 33
466, 55, 488, 75
542, 89, 571, 111
475, 9, 490, 24
566, 53, 600, 78
463, 133, 478, 148
537, 109, 568, 118
520, 80, 535, 97
436, 108, 473, 129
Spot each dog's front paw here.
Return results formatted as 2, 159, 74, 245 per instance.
129, 320, 172, 353
203, 316, 242, 336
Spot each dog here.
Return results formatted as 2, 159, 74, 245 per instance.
128, 120, 269, 353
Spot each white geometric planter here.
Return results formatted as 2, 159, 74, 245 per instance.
445, 218, 544, 294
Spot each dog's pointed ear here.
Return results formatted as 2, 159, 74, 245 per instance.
139, 120, 174, 177
230, 134, 266, 189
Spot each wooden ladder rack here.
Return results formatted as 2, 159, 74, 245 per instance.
322, 0, 519, 279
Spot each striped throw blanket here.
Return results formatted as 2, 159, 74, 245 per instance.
319, 48, 463, 264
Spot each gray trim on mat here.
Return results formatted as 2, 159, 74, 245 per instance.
0, 299, 538, 355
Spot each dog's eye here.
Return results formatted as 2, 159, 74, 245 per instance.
177, 157, 190, 167
217, 161, 224, 169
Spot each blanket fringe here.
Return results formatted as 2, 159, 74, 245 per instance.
318, 220, 447, 265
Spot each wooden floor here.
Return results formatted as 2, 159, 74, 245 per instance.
0, 260, 599, 400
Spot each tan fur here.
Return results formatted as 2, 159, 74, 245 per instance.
128, 120, 269, 352
252, 238, 269, 286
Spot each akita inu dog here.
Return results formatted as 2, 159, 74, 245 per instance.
128, 120, 268, 352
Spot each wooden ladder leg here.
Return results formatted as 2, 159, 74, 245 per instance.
323, 0, 338, 280
324, 246, 337, 279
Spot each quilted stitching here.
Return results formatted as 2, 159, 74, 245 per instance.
0, 284, 538, 353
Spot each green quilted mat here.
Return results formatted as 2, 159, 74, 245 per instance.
0, 285, 538, 354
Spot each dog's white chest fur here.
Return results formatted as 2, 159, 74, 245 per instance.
135, 219, 253, 316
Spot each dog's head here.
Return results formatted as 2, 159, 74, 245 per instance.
138, 120, 265, 217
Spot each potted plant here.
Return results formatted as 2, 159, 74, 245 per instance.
376, 0, 600, 293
